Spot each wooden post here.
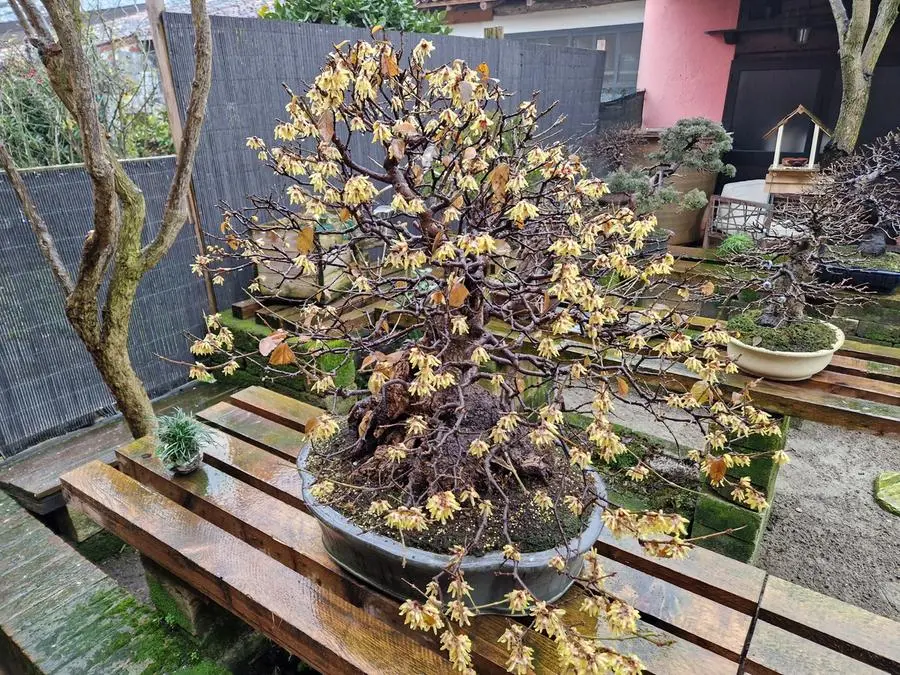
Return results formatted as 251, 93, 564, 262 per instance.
484, 26, 504, 39
808, 123, 821, 167
772, 125, 784, 168
146, 0, 218, 314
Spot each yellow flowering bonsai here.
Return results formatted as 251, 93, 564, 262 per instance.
193, 36, 784, 674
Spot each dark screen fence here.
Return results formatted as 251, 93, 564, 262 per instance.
0, 157, 209, 457
597, 90, 645, 132
163, 13, 606, 306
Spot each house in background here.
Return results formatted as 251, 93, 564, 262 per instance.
425, 0, 900, 181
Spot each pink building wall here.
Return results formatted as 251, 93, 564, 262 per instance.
636, 0, 740, 128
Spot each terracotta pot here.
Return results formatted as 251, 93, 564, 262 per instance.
297, 443, 607, 613
727, 322, 844, 381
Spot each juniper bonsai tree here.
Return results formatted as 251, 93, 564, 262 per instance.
193, 38, 783, 673
593, 118, 735, 216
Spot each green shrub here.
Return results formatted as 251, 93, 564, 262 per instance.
258, 0, 449, 34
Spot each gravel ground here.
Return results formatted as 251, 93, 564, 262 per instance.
595, 396, 900, 621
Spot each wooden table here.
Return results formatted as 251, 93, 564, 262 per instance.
248, 299, 900, 436
60, 386, 900, 674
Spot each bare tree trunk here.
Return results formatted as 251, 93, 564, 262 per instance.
833, 52, 872, 154
2, 0, 213, 440
829, 0, 900, 153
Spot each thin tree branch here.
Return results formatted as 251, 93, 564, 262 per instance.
41, 0, 120, 301
845, 0, 872, 55
142, 0, 213, 272
0, 143, 75, 294
863, 0, 900, 72
828, 0, 849, 36
13, 0, 53, 43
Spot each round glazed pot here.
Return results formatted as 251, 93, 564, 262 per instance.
727, 322, 844, 382
170, 453, 202, 475
297, 443, 606, 613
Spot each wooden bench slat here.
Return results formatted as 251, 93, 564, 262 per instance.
198, 427, 306, 511
61, 461, 457, 675
227, 386, 323, 433
115, 440, 561, 674
758, 575, 900, 672
806, 369, 900, 406
594, 532, 766, 616
197, 401, 306, 461
829, 355, 900, 385
744, 620, 884, 675
596, 557, 750, 659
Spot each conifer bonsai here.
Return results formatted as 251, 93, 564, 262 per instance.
193, 38, 782, 672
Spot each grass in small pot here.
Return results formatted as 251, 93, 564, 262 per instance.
155, 409, 212, 473
728, 310, 838, 353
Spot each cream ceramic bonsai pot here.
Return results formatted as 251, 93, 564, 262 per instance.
727, 322, 845, 381
297, 443, 606, 613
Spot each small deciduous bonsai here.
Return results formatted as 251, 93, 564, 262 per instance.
155, 410, 211, 474
193, 38, 782, 673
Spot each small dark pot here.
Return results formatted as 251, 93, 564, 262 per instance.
170, 453, 202, 475
819, 263, 900, 294
297, 444, 606, 613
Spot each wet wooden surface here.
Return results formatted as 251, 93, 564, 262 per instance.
60, 386, 900, 674
0, 382, 239, 514
62, 461, 457, 675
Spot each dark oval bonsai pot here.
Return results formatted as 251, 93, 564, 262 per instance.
297, 443, 606, 613
819, 263, 900, 295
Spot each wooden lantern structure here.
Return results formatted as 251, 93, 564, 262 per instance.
763, 105, 832, 197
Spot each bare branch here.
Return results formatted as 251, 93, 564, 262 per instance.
0, 143, 75, 294
142, 0, 213, 272
12, 0, 53, 42
41, 0, 119, 300
863, 0, 900, 73
828, 0, 849, 36
845, 0, 872, 55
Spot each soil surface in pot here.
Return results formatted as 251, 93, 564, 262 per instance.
832, 248, 900, 272
728, 310, 839, 352
308, 431, 587, 555
306, 387, 592, 556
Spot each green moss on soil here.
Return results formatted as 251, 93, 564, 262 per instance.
728, 310, 838, 352
833, 248, 900, 272
76, 530, 128, 563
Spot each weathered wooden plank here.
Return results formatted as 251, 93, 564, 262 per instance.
594, 531, 765, 616
838, 339, 900, 367
227, 386, 323, 433
744, 620, 884, 674
556, 591, 738, 675
757, 575, 900, 672
197, 400, 307, 461
828, 354, 900, 385
116, 440, 560, 674
197, 428, 307, 511
597, 557, 750, 660
806, 369, 900, 406
231, 297, 267, 320
61, 461, 456, 675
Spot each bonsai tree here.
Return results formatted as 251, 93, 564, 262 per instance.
0, 0, 213, 438
591, 118, 735, 217
194, 38, 782, 672
155, 409, 212, 474
717, 150, 893, 366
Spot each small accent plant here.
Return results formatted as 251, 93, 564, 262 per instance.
155, 410, 211, 474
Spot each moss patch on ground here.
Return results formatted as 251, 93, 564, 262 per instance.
728, 310, 838, 352
76, 530, 128, 563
